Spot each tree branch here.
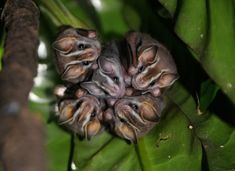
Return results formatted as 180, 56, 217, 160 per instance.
0, 0, 46, 170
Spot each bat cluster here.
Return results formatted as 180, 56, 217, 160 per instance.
52, 27, 178, 143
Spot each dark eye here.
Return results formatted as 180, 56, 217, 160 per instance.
82, 61, 90, 66
90, 111, 96, 118
120, 118, 125, 123
113, 76, 119, 83
78, 44, 86, 50
131, 103, 138, 111
149, 81, 155, 87
138, 66, 145, 73
76, 101, 82, 110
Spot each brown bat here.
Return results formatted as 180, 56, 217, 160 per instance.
90, 41, 126, 98
126, 32, 179, 96
56, 95, 104, 139
104, 95, 164, 143
52, 27, 101, 83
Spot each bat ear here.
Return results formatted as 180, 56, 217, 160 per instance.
115, 123, 137, 143
141, 101, 161, 122
76, 28, 97, 38
80, 82, 105, 96
52, 37, 75, 53
138, 46, 158, 64
58, 99, 78, 123
87, 30, 97, 38
98, 57, 115, 74
85, 119, 102, 140
157, 73, 179, 88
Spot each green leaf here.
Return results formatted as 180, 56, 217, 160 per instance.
198, 80, 220, 113
168, 83, 235, 171
158, 0, 177, 17
159, 0, 235, 105
203, 0, 235, 105
197, 114, 235, 171
89, 0, 130, 38
39, 0, 87, 28
174, 0, 208, 55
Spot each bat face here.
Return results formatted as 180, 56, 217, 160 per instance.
111, 95, 163, 142
57, 95, 103, 139
115, 95, 163, 124
80, 81, 106, 97
92, 42, 126, 97
53, 27, 101, 83
126, 32, 178, 96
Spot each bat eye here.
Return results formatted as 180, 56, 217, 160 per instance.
120, 118, 125, 123
149, 81, 155, 87
131, 103, 138, 111
76, 101, 82, 110
78, 43, 86, 50
82, 61, 90, 66
90, 111, 96, 118
138, 66, 145, 73
113, 76, 119, 83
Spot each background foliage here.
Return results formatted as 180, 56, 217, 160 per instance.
1, 0, 234, 170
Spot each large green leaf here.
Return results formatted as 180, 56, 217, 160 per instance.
159, 0, 235, 105
169, 83, 235, 171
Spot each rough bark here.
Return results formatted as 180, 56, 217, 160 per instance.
0, 0, 46, 170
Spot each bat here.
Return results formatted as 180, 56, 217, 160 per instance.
104, 95, 164, 143
91, 41, 126, 97
52, 27, 101, 83
56, 95, 104, 139
126, 32, 179, 96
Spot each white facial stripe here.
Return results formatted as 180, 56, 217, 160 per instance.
59, 40, 91, 57
157, 73, 179, 88
140, 46, 158, 63
142, 54, 170, 84
59, 118, 73, 125
95, 71, 117, 93
60, 50, 83, 57
81, 112, 92, 130
149, 70, 165, 83
117, 111, 140, 132
124, 102, 145, 124
131, 110, 145, 124
64, 61, 82, 68
127, 121, 141, 132
76, 40, 89, 45
140, 54, 160, 75
71, 107, 82, 123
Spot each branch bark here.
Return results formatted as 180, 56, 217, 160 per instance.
0, 0, 46, 170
